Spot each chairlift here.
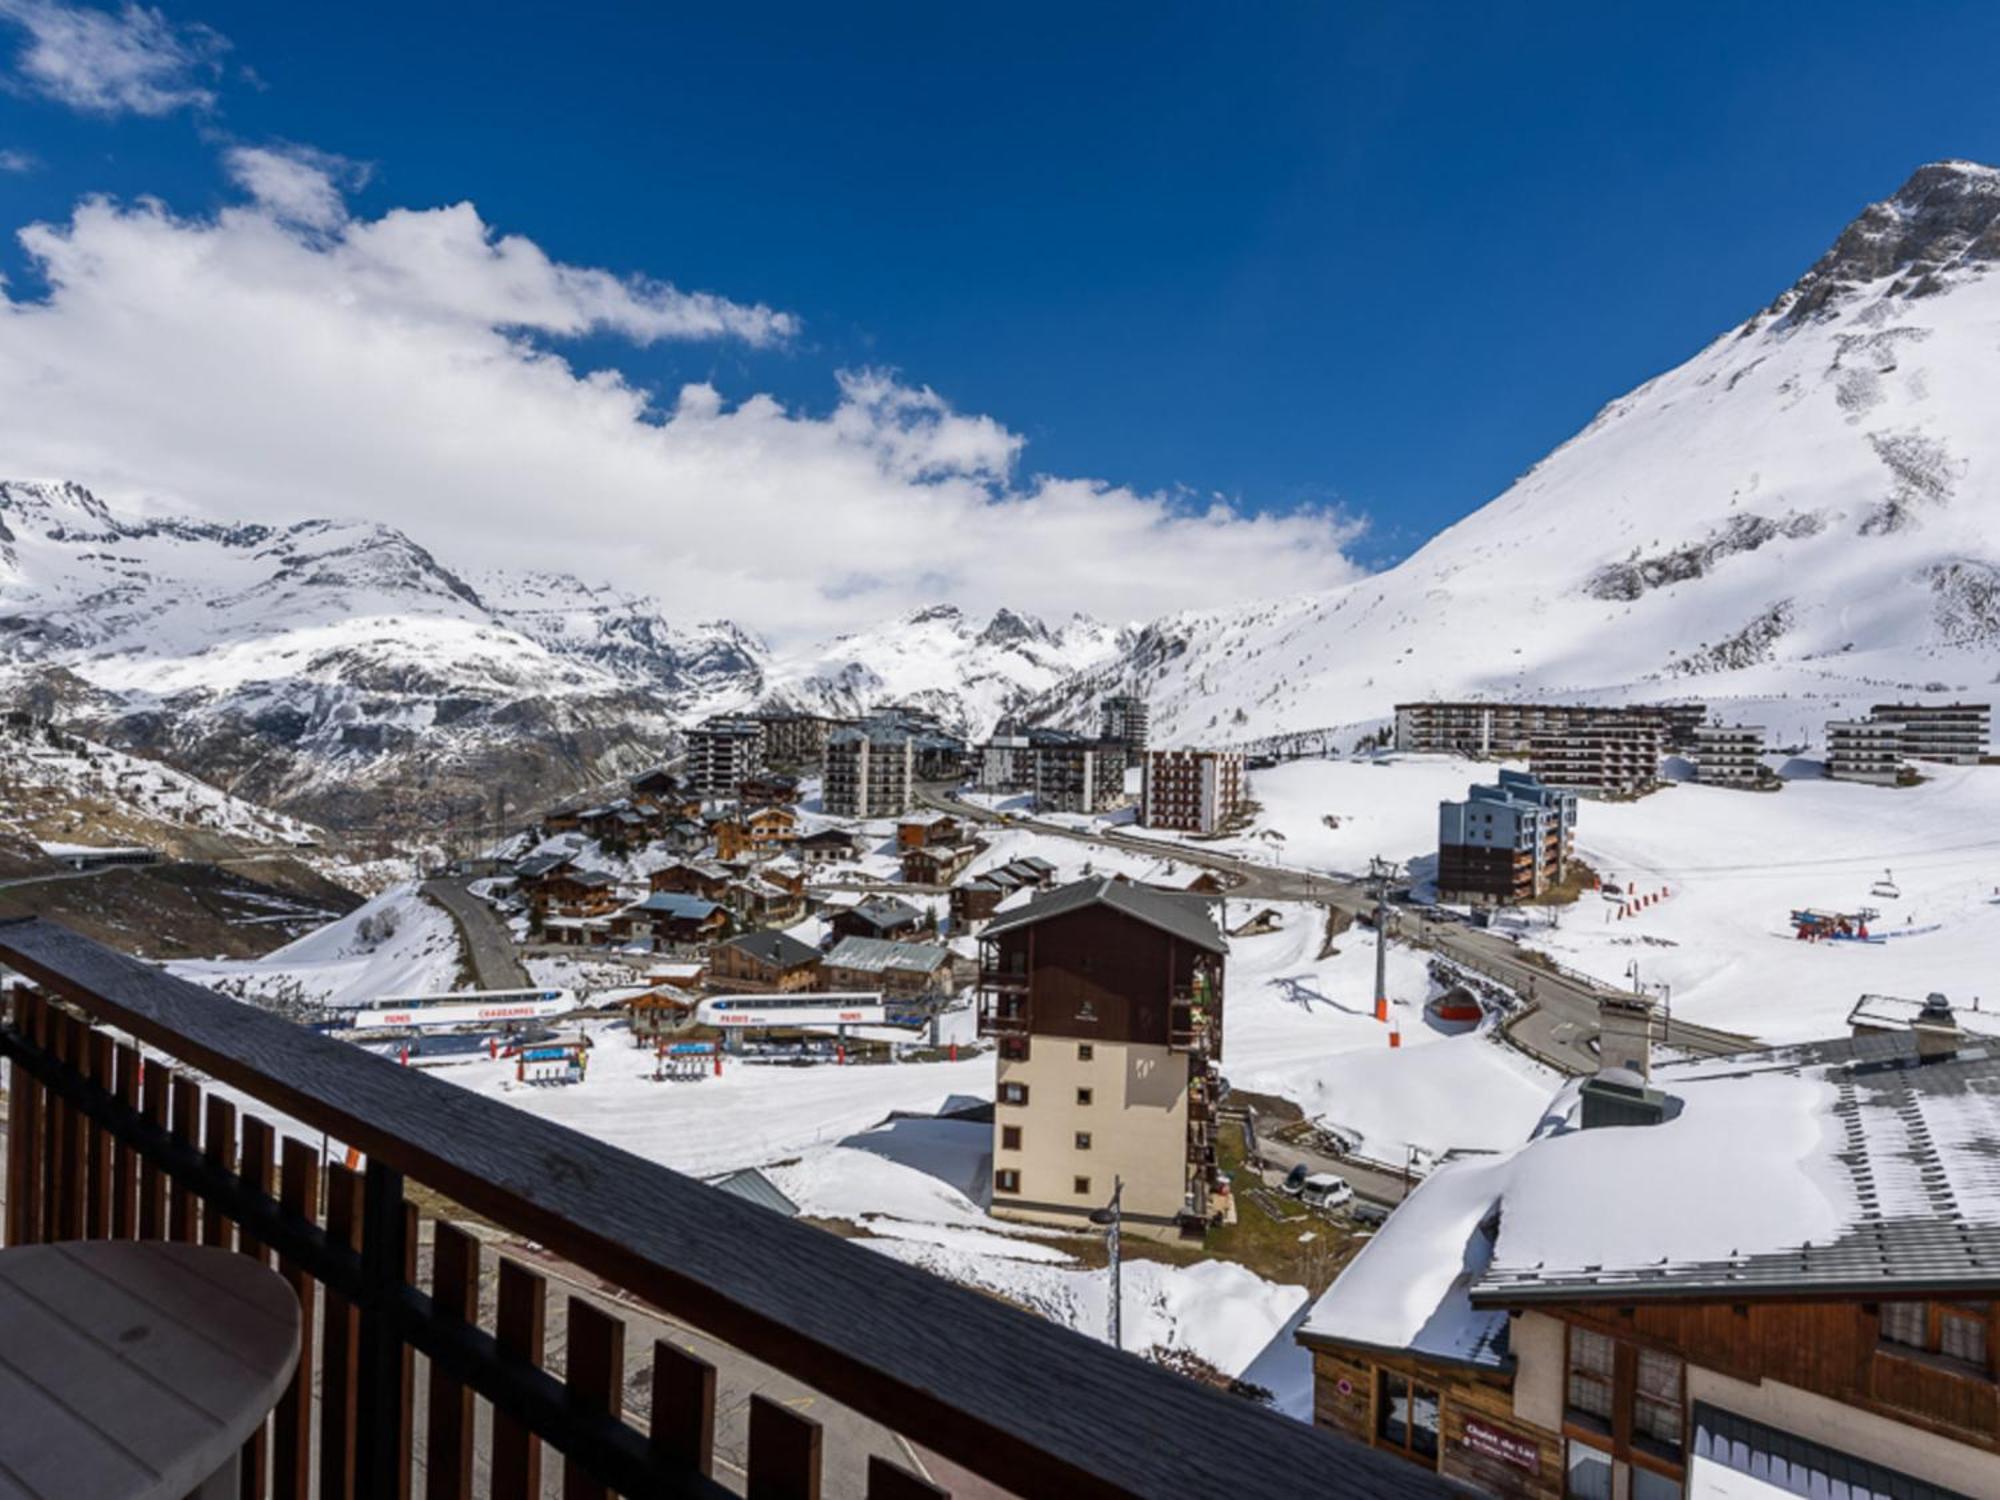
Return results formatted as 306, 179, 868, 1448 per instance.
1870, 868, 1901, 900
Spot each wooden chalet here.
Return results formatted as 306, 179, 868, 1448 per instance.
708, 930, 823, 993
615, 892, 730, 948
534, 868, 621, 919
1297, 1004, 2000, 1498
949, 855, 1059, 930
725, 875, 805, 930
901, 841, 981, 887
714, 805, 798, 862
822, 936, 955, 1001
829, 896, 927, 943
648, 860, 732, 903
736, 771, 802, 808
791, 826, 863, 867
896, 811, 962, 850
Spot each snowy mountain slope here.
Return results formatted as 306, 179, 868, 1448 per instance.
759, 604, 1129, 738
0, 480, 766, 825
1038, 161, 2000, 751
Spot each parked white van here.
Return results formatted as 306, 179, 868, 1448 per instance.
1298, 1173, 1353, 1211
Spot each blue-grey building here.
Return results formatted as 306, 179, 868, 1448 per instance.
1436, 769, 1576, 906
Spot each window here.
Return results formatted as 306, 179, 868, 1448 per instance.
1564, 1440, 1612, 1500
1565, 1327, 1615, 1432
1880, 1300, 1991, 1371
1001, 1126, 1021, 1151
994, 1169, 1019, 1194
1073, 1176, 1092, 1196
1000, 1082, 1029, 1106
1075, 1132, 1092, 1151
1375, 1371, 1441, 1463
1629, 1467, 1680, 1500
1632, 1348, 1684, 1461
1076, 1087, 1093, 1106
998, 1036, 1029, 1061
1077, 1043, 1094, 1062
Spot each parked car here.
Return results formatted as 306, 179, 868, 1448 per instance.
1279, 1163, 1310, 1197
1299, 1173, 1354, 1212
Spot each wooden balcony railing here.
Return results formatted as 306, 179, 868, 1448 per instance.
0, 916, 1444, 1499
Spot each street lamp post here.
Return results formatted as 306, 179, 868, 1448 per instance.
1089, 1176, 1123, 1351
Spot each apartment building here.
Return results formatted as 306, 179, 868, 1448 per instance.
752, 710, 846, 769
1436, 769, 1576, 906
1690, 721, 1769, 787
1395, 701, 1701, 758
1297, 1005, 2000, 1499
1872, 701, 1991, 765
1827, 717, 1906, 785
1032, 739, 1126, 814
1140, 749, 1247, 834
1529, 719, 1665, 797
684, 716, 765, 795
1099, 694, 1151, 755
979, 878, 1226, 1242
822, 723, 915, 818
977, 733, 1037, 792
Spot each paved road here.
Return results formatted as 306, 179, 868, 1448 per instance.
921, 784, 1750, 1074
423, 876, 533, 990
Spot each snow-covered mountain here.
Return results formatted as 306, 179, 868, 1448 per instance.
1040, 160, 2000, 751
760, 604, 1129, 739
0, 480, 770, 824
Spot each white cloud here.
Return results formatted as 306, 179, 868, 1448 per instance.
0, 146, 35, 171
0, 0, 228, 117
222, 143, 364, 231
0, 177, 1365, 642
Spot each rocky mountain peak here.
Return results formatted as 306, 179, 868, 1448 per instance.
0, 479, 120, 542
906, 603, 965, 628
1770, 159, 2000, 324
977, 607, 1053, 649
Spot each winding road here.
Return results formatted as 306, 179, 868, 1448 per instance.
422, 876, 533, 990
916, 782, 1751, 1074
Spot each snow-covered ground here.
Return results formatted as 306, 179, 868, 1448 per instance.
1219, 902, 1563, 1161
1510, 764, 2000, 1042
170, 883, 466, 1012
1113, 753, 1492, 875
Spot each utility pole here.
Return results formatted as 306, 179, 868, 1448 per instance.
1370, 855, 1398, 1023
1090, 1176, 1123, 1351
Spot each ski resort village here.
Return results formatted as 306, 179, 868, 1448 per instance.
6, 15, 2000, 1489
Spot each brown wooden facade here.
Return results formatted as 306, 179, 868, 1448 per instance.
1303, 1341, 1561, 1499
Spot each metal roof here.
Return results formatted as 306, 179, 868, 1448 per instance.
823, 936, 952, 975
705, 1168, 801, 1218
847, 896, 924, 931
628, 893, 723, 920
980, 877, 1225, 954
1471, 1030, 2000, 1304
718, 930, 821, 969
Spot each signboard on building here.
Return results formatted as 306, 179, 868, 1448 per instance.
1462, 1418, 1539, 1472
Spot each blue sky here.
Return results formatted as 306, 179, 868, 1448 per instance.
1, 1, 1997, 631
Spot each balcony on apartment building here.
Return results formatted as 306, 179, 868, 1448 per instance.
0, 917, 1448, 1500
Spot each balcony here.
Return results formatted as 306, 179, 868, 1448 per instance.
977, 1005, 1031, 1039
0, 916, 1451, 1498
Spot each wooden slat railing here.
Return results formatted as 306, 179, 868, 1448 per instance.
0, 915, 1447, 1498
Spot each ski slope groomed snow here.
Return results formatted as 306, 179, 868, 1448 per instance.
1513, 765, 2000, 1042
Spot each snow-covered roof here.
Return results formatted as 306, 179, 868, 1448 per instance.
1473, 1031, 2000, 1303
1298, 1153, 1513, 1369
1849, 991, 2000, 1039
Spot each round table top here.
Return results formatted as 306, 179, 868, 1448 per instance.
0, 1240, 301, 1500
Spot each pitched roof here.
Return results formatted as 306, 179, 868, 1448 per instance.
1461, 1029, 2000, 1305
628, 892, 724, 920
981, 877, 1225, 953
718, 930, 821, 969
848, 896, 924, 931
824, 935, 952, 975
